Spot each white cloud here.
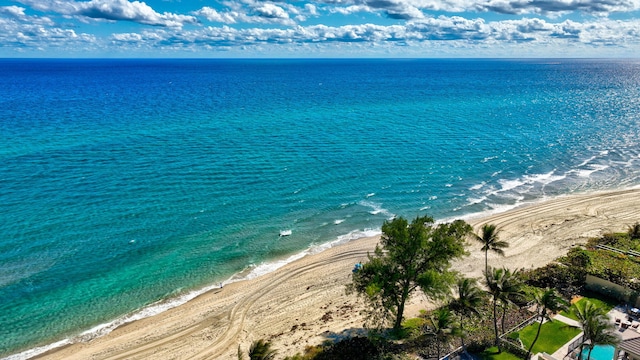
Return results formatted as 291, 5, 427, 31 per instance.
254, 3, 289, 19
1, 5, 27, 17
1, 5, 57, 26
0, 17, 96, 51
17, 0, 198, 27
305, 3, 319, 15
330, 5, 372, 14
193, 2, 296, 26
193, 7, 239, 24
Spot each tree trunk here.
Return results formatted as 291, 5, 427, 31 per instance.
460, 313, 465, 350
394, 284, 410, 331
394, 300, 405, 330
526, 316, 543, 360
501, 304, 507, 335
588, 346, 594, 360
485, 250, 489, 276
493, 297, 501, 352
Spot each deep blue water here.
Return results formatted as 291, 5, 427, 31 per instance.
1, 58, 640, 358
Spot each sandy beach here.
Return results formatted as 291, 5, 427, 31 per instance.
32, 188, 640, 360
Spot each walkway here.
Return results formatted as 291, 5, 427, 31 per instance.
549, 314, 582, 360
554, 314, 580, 328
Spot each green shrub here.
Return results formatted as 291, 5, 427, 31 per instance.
523, 263, 584, 296
400, 317, 426, 339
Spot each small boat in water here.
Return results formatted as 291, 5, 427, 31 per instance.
279, 230, 292, 237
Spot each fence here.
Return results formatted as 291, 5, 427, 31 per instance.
563, 334, 586, 359
585, 274, 640, 307
432, 315, 538, 360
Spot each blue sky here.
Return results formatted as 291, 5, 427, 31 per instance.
1, 0, 639, 57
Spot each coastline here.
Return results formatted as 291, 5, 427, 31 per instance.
13, 188, 640, 360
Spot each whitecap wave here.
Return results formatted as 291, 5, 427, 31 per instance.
358, 200, 394, 218
572, 164, 609, 178
495, 171, 564, 194
466, 196, 488, 205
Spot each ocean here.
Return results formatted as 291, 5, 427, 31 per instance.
1, 58, 639, 358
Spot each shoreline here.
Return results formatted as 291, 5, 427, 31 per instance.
9, 187, 640, 360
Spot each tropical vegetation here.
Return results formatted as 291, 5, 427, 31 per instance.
238, 339, 278, 360
244, 217, 639, 360
449, 277, 485, 349
485, 266, 524, 352
474, 224, 509, 276
348, 215, 471, 331
573, 300, 620, 360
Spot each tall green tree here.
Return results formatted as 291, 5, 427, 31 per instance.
583, 319, 619, 360
248, 339, 277, 360
349, 216, 471, 331
484, 267, 523, 352
474, 224, 509, 275
449, 277, 485, 349
573, 300, 619, 360
525, 288, 568, 359
498, 272, 524, 335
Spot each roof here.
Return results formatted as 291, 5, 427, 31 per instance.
620, 337, 640, 356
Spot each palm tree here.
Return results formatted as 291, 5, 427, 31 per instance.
427, 308, 459, 360
497, 269, 525, 335
485, 266, 523, 352
449, 277, 485, 350
573, 301, 619, 360
525, 288, 568, 359
628, 222, 640, 240
474, 224, 509, 275
583, 320, 619, 360
248, 339, 277, 360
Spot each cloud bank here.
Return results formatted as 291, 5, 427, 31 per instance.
3, 0, 640, 56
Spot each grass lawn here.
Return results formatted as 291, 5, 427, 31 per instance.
519, 319, 582, 355
560, 295, 617, 321
478, 346, 523, 360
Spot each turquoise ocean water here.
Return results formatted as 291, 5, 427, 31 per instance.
1, 59, 640, 358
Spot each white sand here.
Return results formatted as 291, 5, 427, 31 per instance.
35, 188, 640, 360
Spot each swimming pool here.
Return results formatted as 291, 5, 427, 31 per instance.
581, 345, 615, 360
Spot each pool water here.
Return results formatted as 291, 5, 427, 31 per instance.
581, 345, 615, 360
